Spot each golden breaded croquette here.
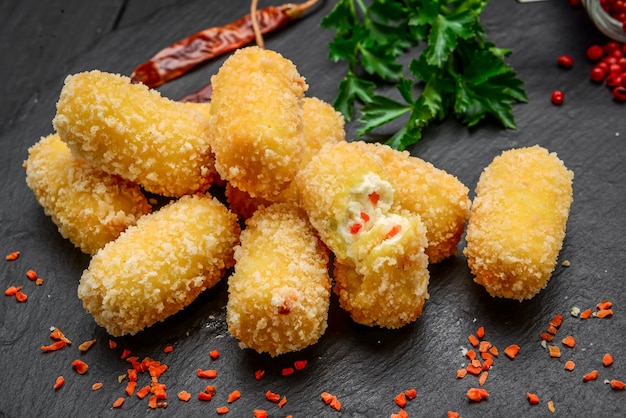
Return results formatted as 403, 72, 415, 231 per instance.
78, 194, 240, 336
333, 212, 430, 328
226, 203, 331, 356
209, 46, 308, 200
24, 133, 151, 255
295, 141, 431, 327
225, 97, 346, 219
463, 145, 574, 301
365, 142, 471, 263
53, 70, 215, 197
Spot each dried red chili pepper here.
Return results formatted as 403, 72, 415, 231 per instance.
131, 0, 320, 89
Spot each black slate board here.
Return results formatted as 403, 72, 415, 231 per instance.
1, 1, 625, 417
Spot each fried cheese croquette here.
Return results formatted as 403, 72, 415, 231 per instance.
225, 97, 346, 219
209, 46, 308, 200
365, 142, 471, 263
226, 203, 331, 356
24, 134, 151, 255
463, 145, 574, 301
78, 194, 240, 336
52, 70, 215, 197
295, 141, 430, 327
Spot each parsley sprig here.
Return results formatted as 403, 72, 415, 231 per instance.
321, 0, 528, 150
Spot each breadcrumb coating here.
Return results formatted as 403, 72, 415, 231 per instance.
52, 70, 215, 197
463, 145, 574, 301
226, 203, 331, 356
24, 134, 151, 255
225, 97, 346, 219
78, 194, 240, 336
209, 46, 308, 200
365, 142, 471, 263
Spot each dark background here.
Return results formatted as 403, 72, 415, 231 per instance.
1, 0, 625, 416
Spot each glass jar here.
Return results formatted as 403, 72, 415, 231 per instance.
583, 0, 626, 42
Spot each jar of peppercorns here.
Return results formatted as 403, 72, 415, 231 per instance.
583, 0, 626, 42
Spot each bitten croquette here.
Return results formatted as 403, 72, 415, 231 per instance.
464, 145, 574, 300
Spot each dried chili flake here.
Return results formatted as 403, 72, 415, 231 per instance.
466, 387, 489, 402
603, 353, 614, 367
92, 382, 103, 391
580, 309, 592, 320
209, 349, 220, 359
148, 395, 158, 409
405, 388, 417, 400
109, 339, 117, 349
394, 392, 407, 408
479, 371, 489, 386
49, 327, 71, 344
596, 309, 613, 318
255, 370, 265, 380
71, 359, 89, 374
540, 333, 554, 342
15, 291, 27, 303
197, 369, 217, 379
468, 334, 479, 347
456, 368, 467, 379
136, 385, 151, 399
564, 360, 576, 371
294, 359, 307, 370
266, 390, 281, 403
549, 314, 563, 328
278, 396, 287, 408
504, 344, 520, 359
78, 339, 97, 352
35, 278, 43, 286
4, 285, 21, 296
476, 326, 485, 339
489, 346, 499, 357
527, 392, 540, 405
479, 340, 492, 353
548, 346, 561, 358
41, 341, 67, 352
128, 368, 138, 382
253, 410, 268, 418
163, 345, 174, 354
53, 376, 65, 390
282, 367, 294, 376
466, 349, 477, 361
447, 412, 460, 418
125, 381, 137, 396
596, 300, 612, 310
320, 392, 341, 411
227, 390, 241, 403
611, 379, 626, 390
112, 397, 125, 408
466, 362, 482, 376
204, 385, 217, 396
5, 251, 20, 261
216, 406, 229, 414
178, 390, 191, 402
562, 335, 576, 348
25, 270, 37, 281
391, 410, 408, 418
582, 370, 599, 382
547, 324, 558, 335
120, 348, 132, 360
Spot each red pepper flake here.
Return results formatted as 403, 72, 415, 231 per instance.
41, 341, 67, 352
611, 379, 626, 390
163, 345, 174, 354
489, 346, 499, 357
603, 353, 614, 367
178, 390, 191, 402
390, 410, 408, 418
128, 368, 138, 382
562, 335, 576, 348
596, 300, 612, 310
210, 349, 220, 359
120, 348, 132, 360
92, 382, 103, 391
564, 360, 576, 371
136, 385, 151, 399
5, 251, 20, 261
71, 359, 89, 375
466, 387, 489, 402
479, 371, 489, 386
468, 334, 479, 347
548, 346, 561, 358
582, 370, 599, 382
394, 392, 407, 408
148, 395, 158, 409
476, 326, 485, 339
349, 222, 362, 235
198, 391, 213, 402
254, 370, 265, 380
35, 278, 43, 286
405, 388, 417, 400
109, 339, 117, 349
15, 291, 27, 303
320, 392, 341, 411
278, 396, 287, 408
4, 285, 21, 296
282, 367, 294, 376
385, 224, 402, 240
580, 309, 592, 320
549, 314, 563, 328
479, 340, 492, 353
78, 339, 97, 352
482, 354, 494, 371
369, 191, 380, 206
227, 390, 241, 403
294, 359, 307, 370
197, 369, 217, 379
216, 406, 229, 414
527, 392, 540, 405
596, 309, 613, 318
447, 412, 460, 418
360, 211, 370, 222
25, 269, 38, 281
504, 344, 520, 359
112, 397, 125, 408
540, 332, 554, 342
266, 390, 281, 403
466, 349, 477, 361
253, 410, 268, 418
466, 362, 482, 376
456, 368, 467, 379
53, 376, 65, 390
49, 327, 71, 344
